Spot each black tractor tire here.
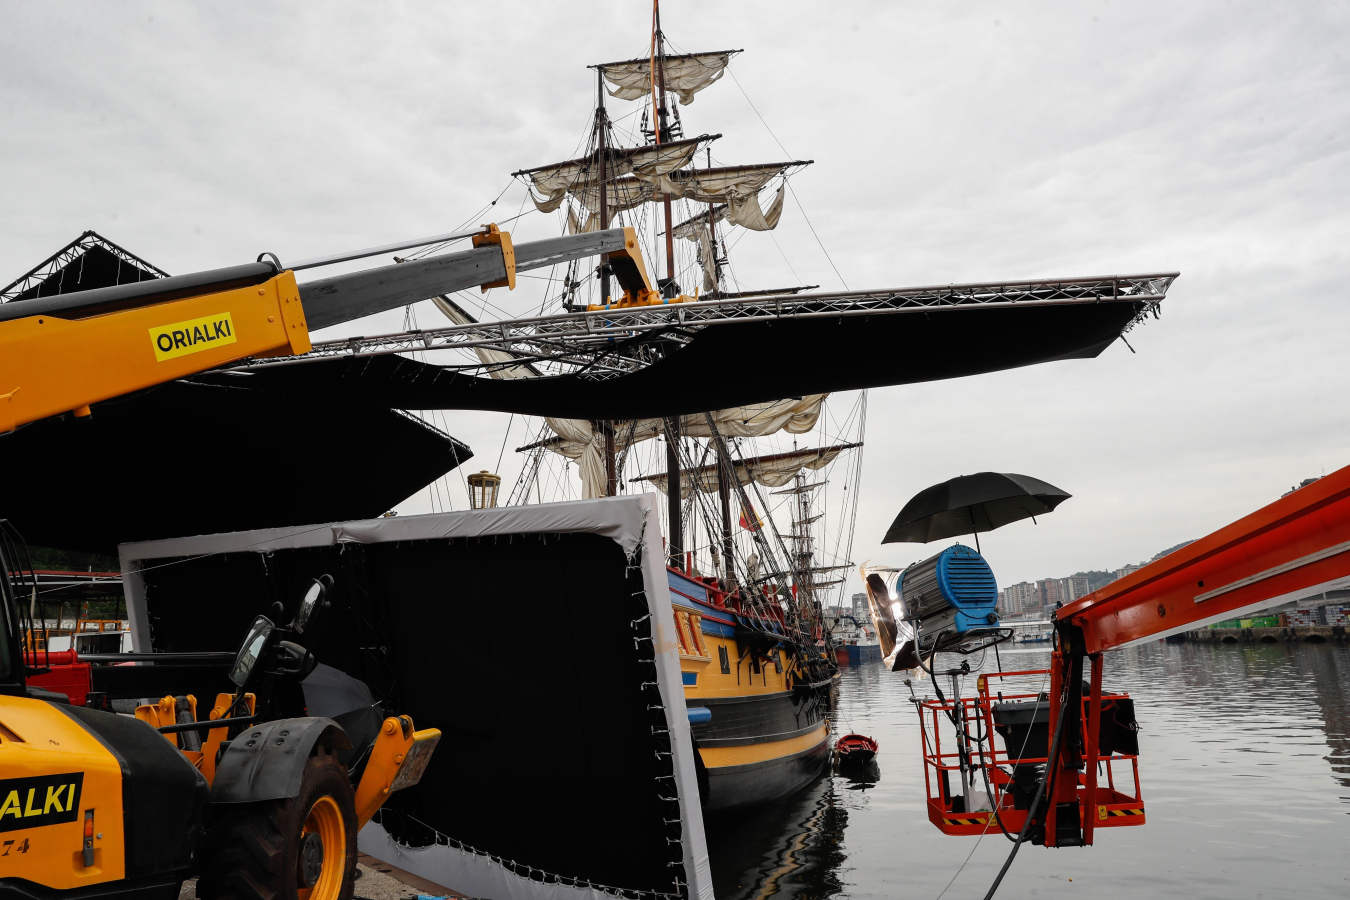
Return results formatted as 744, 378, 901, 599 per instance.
198, 747, 358, 900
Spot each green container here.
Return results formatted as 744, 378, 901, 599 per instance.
1211, 619, 1241, 630
1250, 615, 1280, 628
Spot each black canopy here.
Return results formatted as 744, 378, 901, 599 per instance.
0, 378, 471, 552
240, 298, 1147, 419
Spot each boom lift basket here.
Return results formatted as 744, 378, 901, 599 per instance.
915, 667, 1144, 843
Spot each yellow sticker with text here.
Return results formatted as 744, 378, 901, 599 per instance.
149, 312, 237, 362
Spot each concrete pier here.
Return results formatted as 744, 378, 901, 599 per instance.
1184, 625, 1348, 644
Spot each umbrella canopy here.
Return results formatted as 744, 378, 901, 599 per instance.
882, 472, 1071, 545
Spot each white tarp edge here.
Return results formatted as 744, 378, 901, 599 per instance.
118, 498, 649, 565
118, 495, 714, 900
357, 825, 622, 900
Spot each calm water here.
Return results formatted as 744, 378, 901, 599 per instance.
707, 642, 1350, 899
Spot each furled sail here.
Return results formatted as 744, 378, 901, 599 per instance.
632, 442, 861, 497
571, 163, 803, 238
672, 185, 787, 237
596, 50, 739, 105
520, 397, 831, 499
645, 162, 804, 206
671, 184, 788, 287
659, 164, 801, 248
672, 206, 724, 241
693, 226, 716, 290
570, 176, 660, 224
515, 136, 714, 213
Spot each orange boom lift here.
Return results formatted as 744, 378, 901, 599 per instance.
905, 465, 1350, 850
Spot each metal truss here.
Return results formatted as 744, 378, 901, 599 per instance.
1, 230, 168, 302
245, 272, 1177, 379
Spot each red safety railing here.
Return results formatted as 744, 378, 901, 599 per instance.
916, 667, 1143, 843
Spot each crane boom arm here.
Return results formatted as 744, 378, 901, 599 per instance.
1057, 463, 1350, 651
1033, 464, 1350, 847
0, 225, 645, 434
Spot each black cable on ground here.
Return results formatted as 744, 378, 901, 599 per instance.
982, 681, 1070, 900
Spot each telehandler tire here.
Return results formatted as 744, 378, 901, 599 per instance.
198, 746, 358, 900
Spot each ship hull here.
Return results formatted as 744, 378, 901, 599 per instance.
669, 569, 833, 814
844, 642, 881, 666
701, 725, 831, 813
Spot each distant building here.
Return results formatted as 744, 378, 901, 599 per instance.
1039, 578, 1064, 610
1001, 581, 1040, 617
851, 592, 869, 619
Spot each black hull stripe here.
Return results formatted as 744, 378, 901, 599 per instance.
691, 688, 829, 744
702, 739, 831, 813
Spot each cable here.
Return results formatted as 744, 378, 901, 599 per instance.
784, 179, 849, 291
981, 679, 1071, 900
924, 645, 1053, 896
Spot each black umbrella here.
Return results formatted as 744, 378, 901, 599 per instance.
882, 471, 1071, 552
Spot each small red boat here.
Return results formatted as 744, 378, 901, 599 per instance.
835, 733, 879, 765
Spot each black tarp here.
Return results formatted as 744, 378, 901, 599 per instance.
237, 299, 1147, 419
1, 232, 474, 554
0, 378, 471, 551
138, 531, 686, 896
1, 231, 166, 302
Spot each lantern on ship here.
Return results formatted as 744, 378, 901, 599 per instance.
467, 470, 501, 509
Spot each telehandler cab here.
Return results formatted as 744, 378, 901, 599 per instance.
1, 523, 439, 900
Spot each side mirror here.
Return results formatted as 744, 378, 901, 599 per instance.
229, 616, 275, 687
293, 575, 332, 634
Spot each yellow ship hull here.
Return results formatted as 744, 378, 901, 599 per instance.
670, 569, 833, 813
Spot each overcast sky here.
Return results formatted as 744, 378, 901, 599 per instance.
3, 2, 1347, 586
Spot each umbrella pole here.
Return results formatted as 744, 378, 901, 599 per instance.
974, 532, 981, 554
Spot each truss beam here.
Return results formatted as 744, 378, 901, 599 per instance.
244, 273, 1177, 377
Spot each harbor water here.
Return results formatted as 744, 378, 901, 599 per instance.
708, 642, 1350, 899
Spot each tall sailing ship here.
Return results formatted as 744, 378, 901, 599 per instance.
436, 6, 864, 812
386, 1, 1171, 816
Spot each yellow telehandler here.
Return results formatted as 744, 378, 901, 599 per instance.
0, 223, 654, 897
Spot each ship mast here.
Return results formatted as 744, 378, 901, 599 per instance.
652, 0, 683, 561
652, 1, 676, 293
793, 470, 814, 610
595, 69, 618, 496
510, 23, 816, 529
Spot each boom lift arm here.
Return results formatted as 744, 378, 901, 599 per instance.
1039, 463, 1350, 846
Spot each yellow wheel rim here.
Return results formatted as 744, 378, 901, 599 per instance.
298, 794, 346, 900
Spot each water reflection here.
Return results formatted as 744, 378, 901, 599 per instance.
707, 776, 847, 899
836, 759, 881, 791
707, 642, 1350, 899
1305, 646, 1350, 791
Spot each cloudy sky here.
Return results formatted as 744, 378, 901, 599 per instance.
3, 2, 1347, 586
